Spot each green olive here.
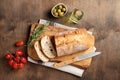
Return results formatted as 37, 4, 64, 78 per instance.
57, 9, 61, 13
62, 8, 66, 12
59, 12, 64, 16
58, 5, 63, 9
53, 9, 57, 14
54, 12, 58, 17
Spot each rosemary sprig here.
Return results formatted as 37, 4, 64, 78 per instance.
27, 22, 50, 47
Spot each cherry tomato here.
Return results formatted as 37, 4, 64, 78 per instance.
15, 56, 20, 63
20, 57, 27, 64
15, 50, 23, 56
8, 60, 14, 66
19, 63, 24, 69
5, 54, 12, 60
13, 62, 19, 70
15, 41, 24, 47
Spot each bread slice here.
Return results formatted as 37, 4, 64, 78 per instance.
54, 29, 94, 56
34, 41, 49, 62
41, 36, 57, 58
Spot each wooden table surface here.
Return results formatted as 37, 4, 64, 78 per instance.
0, 0, 120, 80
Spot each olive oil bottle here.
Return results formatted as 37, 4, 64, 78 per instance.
66, 9, 84, 25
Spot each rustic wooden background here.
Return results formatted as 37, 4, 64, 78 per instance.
0, 0, 120, 80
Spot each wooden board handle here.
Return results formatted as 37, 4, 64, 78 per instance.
53, 57, 78, 68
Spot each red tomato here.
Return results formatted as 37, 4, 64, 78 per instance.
15, 56, 20, 63
19, 63, 24, 69
5, 54, 12, 60
15, 50, 23, 56
13, 62, 19, 70
21, 57, 27, 64
8, 60, 14, 66
15, 41, 24, 47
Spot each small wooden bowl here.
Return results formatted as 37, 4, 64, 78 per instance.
51, 3, 68, 18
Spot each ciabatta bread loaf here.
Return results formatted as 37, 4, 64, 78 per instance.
54, 29, 94, 56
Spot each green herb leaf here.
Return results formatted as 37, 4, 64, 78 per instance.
27, 22, 50, 47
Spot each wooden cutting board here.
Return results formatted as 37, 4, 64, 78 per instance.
27, 23, 95, 69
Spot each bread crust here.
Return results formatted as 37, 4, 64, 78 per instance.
54, 29, 94, 56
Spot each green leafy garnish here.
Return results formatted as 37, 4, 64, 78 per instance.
27, 22, 50, 47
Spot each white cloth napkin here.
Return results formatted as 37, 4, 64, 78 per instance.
27, 19, 96, 77
28, 57, 84, 77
